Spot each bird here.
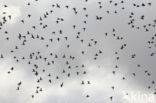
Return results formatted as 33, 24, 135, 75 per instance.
86, 95, 90, 98
60, 82, 63, 87
109, 96, 113, 101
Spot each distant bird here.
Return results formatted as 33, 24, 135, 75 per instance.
86, 95, 90, 98
60, 82, 64, 87
110, 96, 113, 101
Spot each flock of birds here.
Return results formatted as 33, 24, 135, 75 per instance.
0, 0, 156, 102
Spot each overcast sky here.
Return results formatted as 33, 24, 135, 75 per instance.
0, 0, 156, 103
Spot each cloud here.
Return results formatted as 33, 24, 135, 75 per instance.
0, 0, 156, 103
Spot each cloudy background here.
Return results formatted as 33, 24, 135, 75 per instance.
0, 0, 156, 103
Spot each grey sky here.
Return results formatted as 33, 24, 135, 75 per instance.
0, 0, 156, 103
